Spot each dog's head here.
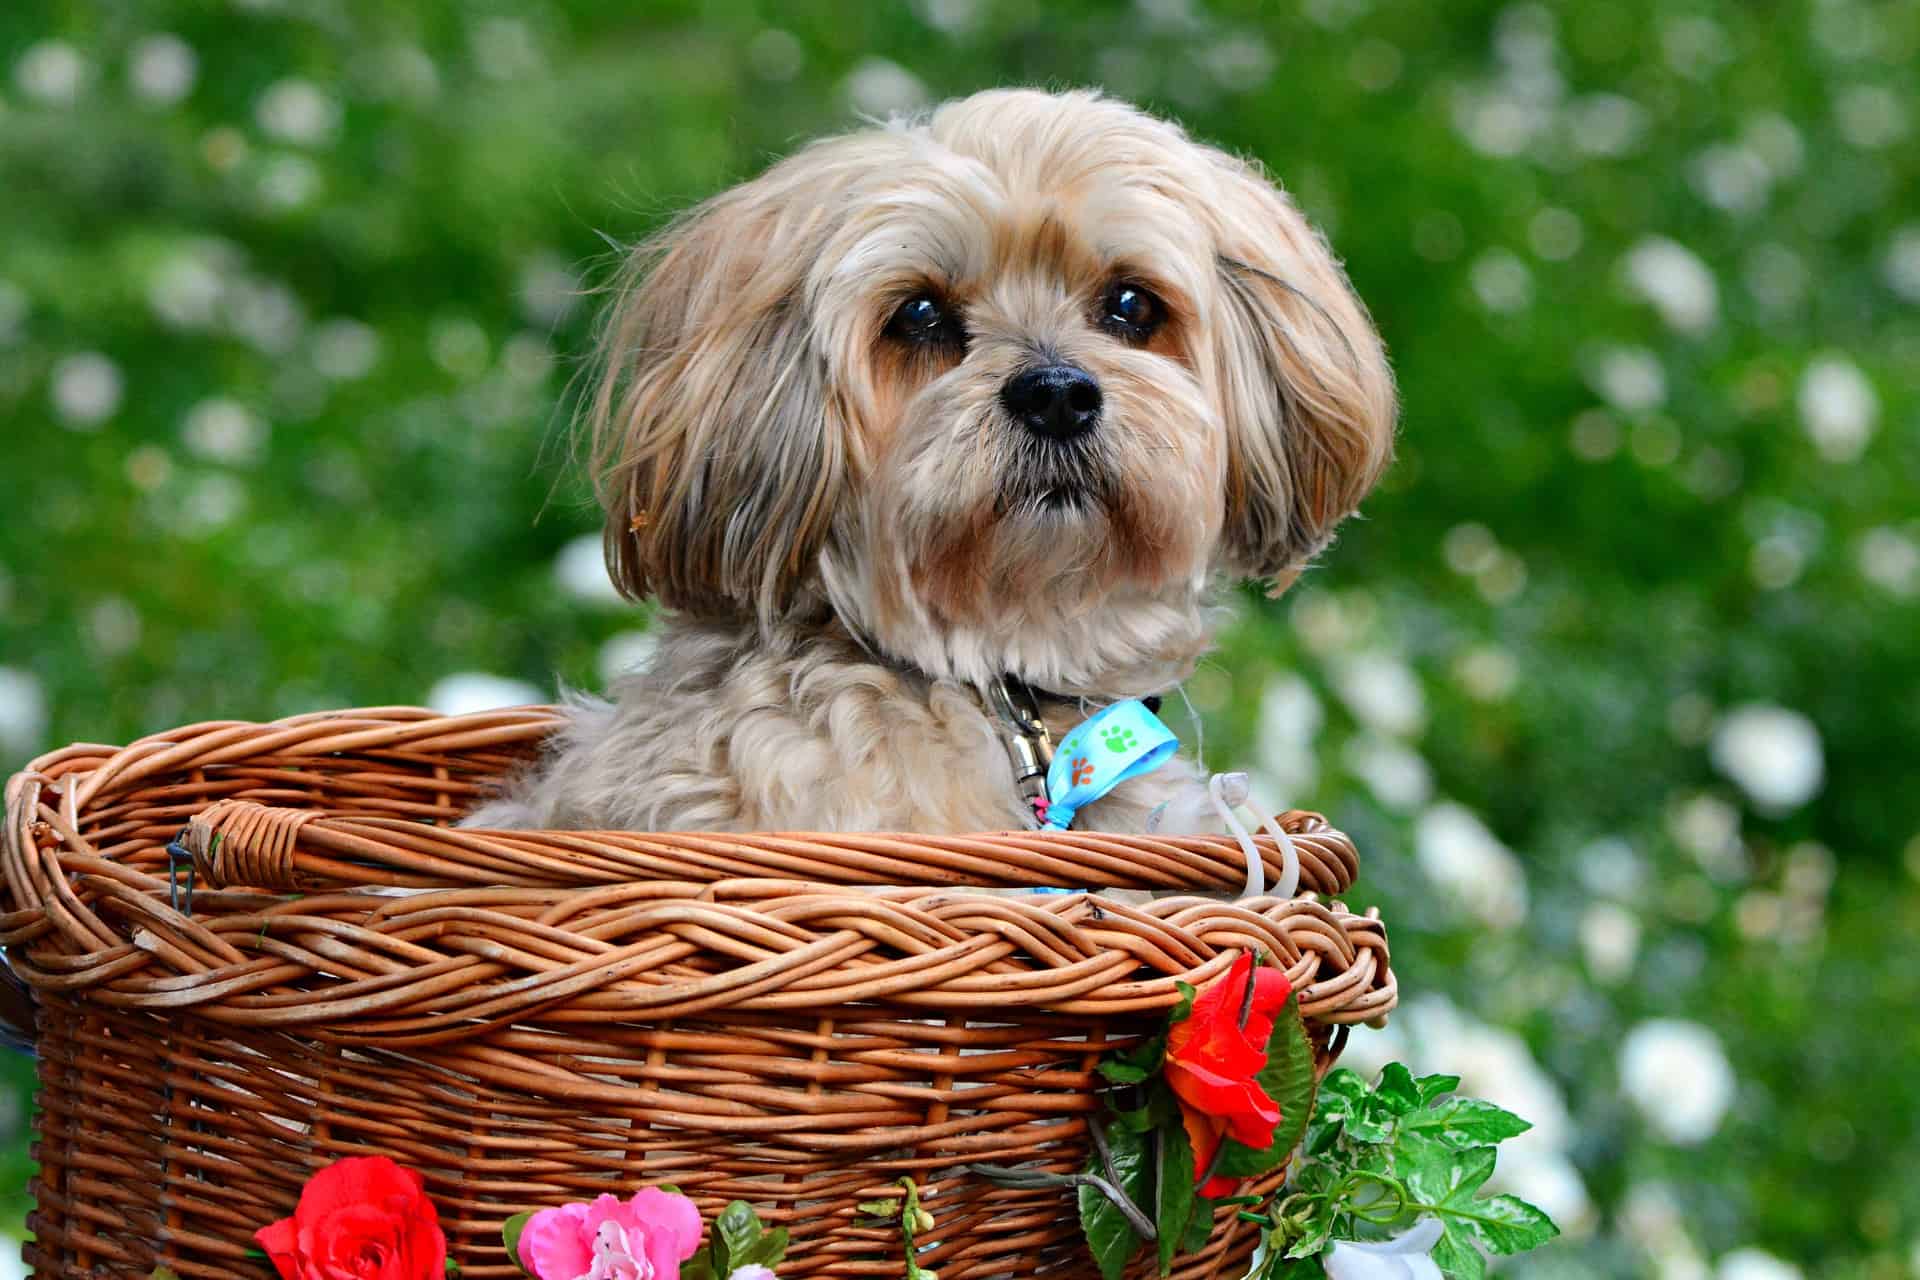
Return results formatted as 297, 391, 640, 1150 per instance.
591, 88, 1395, 694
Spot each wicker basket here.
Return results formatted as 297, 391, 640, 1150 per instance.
0, 706, 1396, 1280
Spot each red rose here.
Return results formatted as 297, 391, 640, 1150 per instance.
256, 1156, 447, 1280
1164, 951, 1293, 1197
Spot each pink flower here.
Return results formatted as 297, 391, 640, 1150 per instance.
518, 1190, 704, 1280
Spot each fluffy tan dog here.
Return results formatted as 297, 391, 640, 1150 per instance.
471, 88, 1395, 834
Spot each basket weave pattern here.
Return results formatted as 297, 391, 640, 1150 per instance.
1, 707, 1397, 1280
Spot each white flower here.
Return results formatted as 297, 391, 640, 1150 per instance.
311, 318, 381, 381
1585, 345, 1667, 412
255, 78, 341, 145
51, 352, 123, 428
1885, 225, 1920, 303
554, 534, 625, 607
428, 673, 545, 716
1857, 527, 1919, 597
1710, 704, 1824, 814
1414, 804, 1528, 929
0, 668, 49, 760
1797, 355, 1878, 462
149, 252, 226, 330
1620, 1019, 1736, 1145
843, 58, 927, 116
182, 397, 268, 466
1330, 653, 1426, 738
1344, 734, 1432, 812
1579, 902, 1641, 982
746, 29, 804, 81
1569, 93, 1648, 156
519, 251, 580, 326
14, 40, 90, 104
1835, 84, 1908, 150
1325, 1219, 1443, 1280
1624, 237, 1718, 334
1716, 1248, 1802, 1280
129, 34, 197, 105
1470, 249, 1532, 313
1256, 674, 1322, 795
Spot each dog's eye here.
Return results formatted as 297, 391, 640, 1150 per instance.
886, 294, 965, 348
1101, 283, 1164, 343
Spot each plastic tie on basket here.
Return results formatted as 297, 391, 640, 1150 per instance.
1035, 698, 1179, 832
1145, 771, 1301, 900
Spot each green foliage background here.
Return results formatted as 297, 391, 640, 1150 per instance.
2, 0, 1917, 1275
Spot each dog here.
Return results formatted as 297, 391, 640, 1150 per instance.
467, 88, 1395, 835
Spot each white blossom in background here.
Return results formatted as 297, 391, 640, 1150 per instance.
1622, 1183, 1709, 1280
86, 597, 143, 659
311, 318, 382, 381
0, 1230, 26, 1280
1414, 804, 1528, 929
1470, 249, 1533, 313
1620, 1019, 1736, 1145
843, 58, 927, 116
129, 34, 197, 105
0, 281, 26, 346
14, 40, 90, 104
598, 630, 658, 686
1716, 1249, 1803, 1280
1690, 143, 1771, 215
1255, 673, 1322, 796
1857, 526, 1919, 597
1330, 652, 1426, 738
1884, 226, 1920, 302
226, 278, 306, 353
258, 155, 322, 210
519, 252, 580, 327
429, 315, 489, 378
1577, 835, 1647, 899
1579, 901, 1641, 983
1344, 733, 1433, 812
51, 352, 123, 428
149, 252, 226, 330
1834, 84, 1908, 150
1585, 345, 1667, 412
428, 673, 545, 716
255, 78, 341, 146
1710, 704, 1824, 814
1668, 791, 1746, 879
745, 29, 804, 82
1568, 93, 1648, 156
553, 533, 625, 607
1797, 355, 1878, 463
1623, 237, 1718, 334
1452, 645, 1518, 701
0, 668, 49, 760
181, 473, 247, 534
182, 398, 268, 466
471, 18, 544, 80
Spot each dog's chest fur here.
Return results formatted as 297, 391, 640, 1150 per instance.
466, 616, 1198, 834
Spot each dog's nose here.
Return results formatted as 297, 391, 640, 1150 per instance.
1001, 364, 1102, 441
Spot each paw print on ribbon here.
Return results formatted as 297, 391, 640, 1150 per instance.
1070, 755, 1094, 786
1101, 724, 1138, 753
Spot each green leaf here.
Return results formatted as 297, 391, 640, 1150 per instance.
152, 1269, 181, 1280
1080, 1121, 1151, 1280
857, 1199, 901, 1218
1182, 1198, 1215, 1255
1403, 1099, 1533, 1150
1155, 1121, 1198, 1275
1402, 1137, 1497, 1209
1413, 1073, 1462, 1106
1341, 1093, 1397, 1145
681, 1260, 716, 1280
1443, 1195, 1559, 1257
1099, 1060, 1151, 1084
715, 1201, 761, 1272
1214, 995, 1317, 1178
1374, 1063, 1421, 1116
736, 1227, 789, 1269
1113, 1105, 1157, 1134
500, 1213, 534, 1274
1170, 981, 1198, 1023
1431, 1225, 1488, 1280
446, 1261, 462, 1278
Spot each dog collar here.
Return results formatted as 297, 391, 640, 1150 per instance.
985, 675, 1178, 830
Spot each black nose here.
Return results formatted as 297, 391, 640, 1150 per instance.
1001, 364, 1102, 441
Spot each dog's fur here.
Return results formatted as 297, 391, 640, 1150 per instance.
469, 89, 1395, 834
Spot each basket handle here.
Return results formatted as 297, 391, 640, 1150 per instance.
183, 799, 327, 892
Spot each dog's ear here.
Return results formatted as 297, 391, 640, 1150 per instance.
1202, 153, 1397, 583
590, 155, 851, 619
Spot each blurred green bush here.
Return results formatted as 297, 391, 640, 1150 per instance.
2, 0, 1917, 1274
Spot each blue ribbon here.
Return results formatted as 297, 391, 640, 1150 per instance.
1039, 700, 1180, 831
